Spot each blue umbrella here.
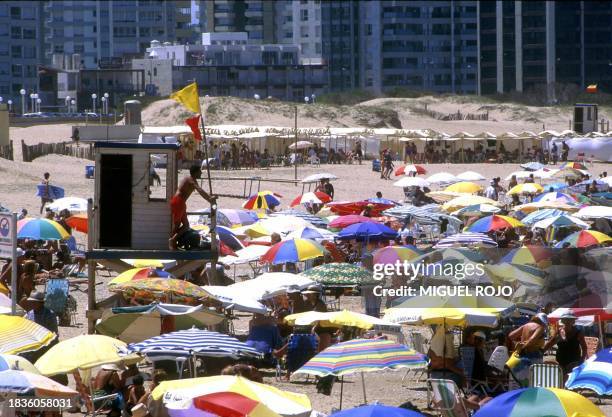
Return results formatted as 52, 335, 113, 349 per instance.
272, 209, 328, 228
521, 162, 545, 171
366, 197, 399, 206
337, 222, 397, 242
592, 192, 612, 200
520, 209, 567, 225
215, 225, 244, 250
330, 405, 425, 417
125, 328, 261, 359
566, 348, 612, 395
543, 182, 569, 192
533, 192, 576, 203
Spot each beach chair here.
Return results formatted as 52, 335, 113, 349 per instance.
427, 378, 471, 417
45, 278, 76, 326
528, 363, 563, 388
458, 346, 489, 393
584, 337, 599, 358
402, 332, 428, 384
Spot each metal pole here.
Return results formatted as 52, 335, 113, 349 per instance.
294, 106, 298, 184
10, 212, 17, 315
339, 376, 344, 410
199, 114, 218, 284
360, 371, 367, 404
87, 199, 96, 333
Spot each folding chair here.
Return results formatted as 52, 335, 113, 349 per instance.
487, 346, 508, 373
402, 332, 428, 385
45, 278, 76, 326
458, 346, 489, 394
427, 378, 471, 417
529, 363, 563, 388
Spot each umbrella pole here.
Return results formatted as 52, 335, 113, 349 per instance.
339, 376, 344, 410
360, 371, 367, 404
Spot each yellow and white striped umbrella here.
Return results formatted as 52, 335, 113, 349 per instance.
0, 315, 56, 355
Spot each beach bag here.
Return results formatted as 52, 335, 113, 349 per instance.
505, 350, 522, 369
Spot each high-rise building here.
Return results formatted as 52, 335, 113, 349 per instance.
200, 0, 276, 44
0, 1, 45, 105
478, 1, 612, 100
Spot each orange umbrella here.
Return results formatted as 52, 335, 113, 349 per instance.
67, 214, 87, 233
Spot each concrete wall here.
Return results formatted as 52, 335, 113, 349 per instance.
74, 125, 141, 142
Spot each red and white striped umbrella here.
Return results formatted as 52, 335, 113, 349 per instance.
394, 164, 427, 176
290, 192, 332, 207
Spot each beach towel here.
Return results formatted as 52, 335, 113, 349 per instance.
36, 184, 64, 200
506, 349, 543, 387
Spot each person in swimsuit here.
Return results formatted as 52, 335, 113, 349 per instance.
544, 312, 587, 380
169, 165, 216, 249
507, 313, 548, 386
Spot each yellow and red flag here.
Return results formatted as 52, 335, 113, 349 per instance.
170, 82, 200, 113
185, 114, 202, 141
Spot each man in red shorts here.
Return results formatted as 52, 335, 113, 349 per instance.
170, 165, 216, 249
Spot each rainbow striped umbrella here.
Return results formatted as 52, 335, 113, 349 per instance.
294, 338, 427, 406
373, 245, 423, 266
560, 161, 588, 170
108, 267, 173, 287
467, 214, 524, 233
17, 218, 69, 240
0, 315, 56, 355
243, 191, 282, 210
260, 238, 327, 265
566, 348, 612, 395
554, 230, 612, 248
472, 387, 604, 417
500, 246, 553, 266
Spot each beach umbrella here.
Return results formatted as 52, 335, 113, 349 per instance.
95, 304, 225, 344
290, 191, 332, 207
0, 354, 39, 374
327, 201, 394, 217
330, 405, 425, 417
284, 310, 400, 331
393, 177, 430, 188
0, 293, 23, 315
66, 213, 88, 233
507, 183, 544, 195
125, 328, 261, 359
208, 272, 314, 304
484, 263, 545, 287
561, 161, 588, 170
218, 209, 259, 227
532, 214, 589, 230
0, 315, 56, 355
214, 225, 245, 250
300, 263, 376, 286
108, 267, 174, 287
110, 278, 209, 305
220, 244, 270, 266
243, 191, 282, 210
16, 218, 69, 240
565, 348, 612, 395
575, 205, 612, 220
272, 209, 328, 228
285, 226, 336, 241
542, 182, 569, 191
47, 196, 88, 213
554, 230, 612, 248
153, 375, 312, 417
533, 192, 576, 204
394, 164, 426, 176
288, 140, 312, 150
426, 172, 459, 185
451, 203, 501, 217
521, 162, 545, 171
122, 259, 176, 268
552, 167, 583, 179
472, 387, 604, 417
245, 216, 312, 237
467, 214, 524, 232
34, 334, 131, 376
293, 338, 427, 406
500, 246, 552, 266
302, 173, 338, 183
366, 197, 399, 206
444, 182, 483, 194
0, 370, 78, 398
426, 190, 466, 203
328, 214, 375, 229
337, 222, 397, 242
519, 209, 568, 225
456, 171, 486, 181
260, 238, 327, 265
549, 308, 612, 324
433, 232, 497, 248
171, 391, 283, 417
514, 201, 579, 214
372, 245, 423, 266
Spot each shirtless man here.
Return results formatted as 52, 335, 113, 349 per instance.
169, 165, 216, 250
507, 312, 548, 386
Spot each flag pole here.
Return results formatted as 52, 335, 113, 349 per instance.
198, 91, 218, 284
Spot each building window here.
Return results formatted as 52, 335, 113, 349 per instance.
23, 46, 36, 58
148, 154, 168, 201
300, 9, 308, 21
0, 45, 8, 56
11, 64, 22, 77
11, 27, 21, 39
300, 26, 308, 37
11, 46, 21, 58
23, 28, 35, 39
0, 63, 8, 75
74, 44, 84, 53
10, 7, 20, 19
21, 7, 35, 20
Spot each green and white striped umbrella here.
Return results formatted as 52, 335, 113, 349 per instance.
300, 263, 377, 286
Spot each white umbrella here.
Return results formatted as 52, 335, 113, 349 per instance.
393, 177, 430, 188
456, 171, 485, 181
533, 168, 558, 179
47, 197, 88, 213
229, 272, 314, 301
532, 215, 590, 230
289, 141, 313, 150
426, 172, 459, 185
301, 173, 338, 183
219, 245, 269, 265
575, 206, 612, 220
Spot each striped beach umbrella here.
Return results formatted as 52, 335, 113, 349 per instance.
560, 161, 588, 170
0, 370, 78, 398
433, 232, 497, 248
394, 164, 427, 176
290, 191, 332, 207
0, 315, 56, 355
532, 214, 589, 230
328, 215, 376, 229
507, 183, 544, 195
125, 328, 261, 359
501, 246, 552, 266
108, 267, 173, 287
0, 354, 39, 374
566, 348, 612, 395
467, 215, 524, 233
300, 263, 377, 286
554, 230, 612, 248
261, 238, 327, 265
284, 226, 336, 241
451, 203, 501, 217
519, 209, 568, 225
373, 245, 423, 266
472, 387, 604, 417
17, 218, 69, 240
533, 192, 576, 204
243, 191, 282, 210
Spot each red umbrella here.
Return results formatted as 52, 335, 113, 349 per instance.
290, 191, 332, 207
193, 392, 281, 417
327, 201, 393, 216
328, 214, 377, 229
395, 164, 427, 176
66, 214, 88, 233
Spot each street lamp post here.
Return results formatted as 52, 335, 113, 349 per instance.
70, 100, 75, 113
65, 96, 71, 113
304, 96, 310, 104
29, 93, 34, 113
36, 98, 41, 113
311, 93, 316, 103
103, 92, 109, 114
91, 93, 97, 114
19, 89, 25, 114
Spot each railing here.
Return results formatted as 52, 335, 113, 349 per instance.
202, 175, 313, 199
21, 140, 94, 163
0, 141, 13, 160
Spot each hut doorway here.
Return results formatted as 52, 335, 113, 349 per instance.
99, 154, 133, 248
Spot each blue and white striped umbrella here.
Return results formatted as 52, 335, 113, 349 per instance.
125, 328, 262, 359
566, 348, 612, 395
520, 209, 567, 225
433, 232, 497, 248
271, 209, 328, 228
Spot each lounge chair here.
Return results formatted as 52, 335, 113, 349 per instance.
402, 332, 428, 385
528, 363, 563, 388
428, 378, 471, 417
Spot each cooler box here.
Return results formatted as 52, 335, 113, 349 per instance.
372, 159, 381, 172
85, 165, 94, 178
